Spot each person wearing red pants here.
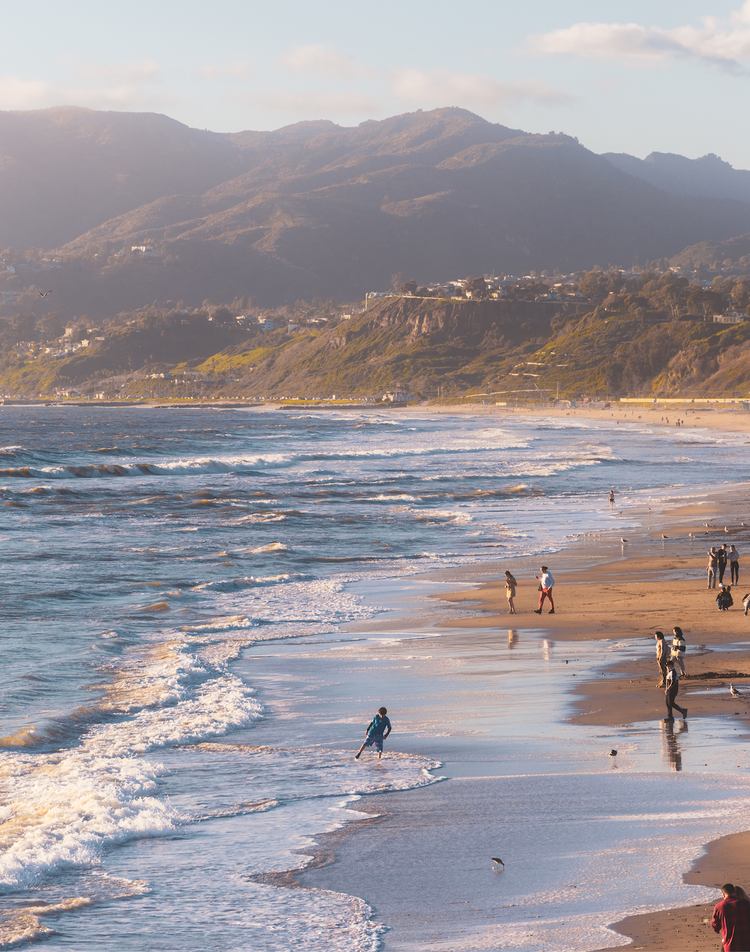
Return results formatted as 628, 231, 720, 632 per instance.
534, 565, 555, 615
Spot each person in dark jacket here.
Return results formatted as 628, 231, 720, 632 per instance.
664, 661, 687, 720
718, 543, 729, 584
717, 585, 734, 611
708, 547, 719, 589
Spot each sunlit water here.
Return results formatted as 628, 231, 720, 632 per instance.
0, 406, 747, 949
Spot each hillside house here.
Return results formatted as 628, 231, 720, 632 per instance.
713, 311, 748, 324
382, 390, 411, 403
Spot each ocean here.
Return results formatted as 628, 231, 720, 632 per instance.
0, 405, 748, 950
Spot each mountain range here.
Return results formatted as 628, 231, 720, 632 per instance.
2, 106, 750, 312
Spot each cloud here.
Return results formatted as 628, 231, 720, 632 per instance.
279, 44, 365, 79
390, 68, 569, 106
67, 59, 163, 84
0, 76, 53, 110
0, 71, 174, 113
198, 62, 252, 81
530, 1, 750, 71
241, 88, 381, 118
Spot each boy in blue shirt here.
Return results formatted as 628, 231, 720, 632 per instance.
355, 707, 392, 759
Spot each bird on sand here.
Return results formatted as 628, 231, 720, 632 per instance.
620, 538, 629, 543
491, 857, 504, 868
661, 534, 668, 539
730, 685, 742, 698
609, 750, 618, 756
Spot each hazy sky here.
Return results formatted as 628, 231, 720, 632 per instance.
5, 1, 750, 165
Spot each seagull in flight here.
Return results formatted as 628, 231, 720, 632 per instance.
38, 290, 52, 297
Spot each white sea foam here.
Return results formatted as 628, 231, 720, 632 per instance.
0, 623, 265, 891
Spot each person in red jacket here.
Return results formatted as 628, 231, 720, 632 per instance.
712, 883, 750, 951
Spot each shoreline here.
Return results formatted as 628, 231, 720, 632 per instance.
292, 460, 750, 948
6, 398, 750, 440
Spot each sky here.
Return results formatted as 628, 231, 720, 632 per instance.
4, 0, 750, 166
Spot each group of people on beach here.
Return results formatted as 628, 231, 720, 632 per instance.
503, 566, 555, 615
707, 544, 740, 588
655, 628, 688, 721
706, 544, 747, 612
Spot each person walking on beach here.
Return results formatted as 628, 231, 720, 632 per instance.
671, 626, 686, 677
608, 489, 615, 510
708, 547, 719, 589
533, 566, 555, 615
655, 632, 668, 687
664, 660, 687, 721
711, 883, 750, 951
718, 544, 729, 585
730, 545, 740, 585
504, 570, 517, 614
355, 707, 391, 760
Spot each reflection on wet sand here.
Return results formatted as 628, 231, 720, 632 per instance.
661, 718, 688, 771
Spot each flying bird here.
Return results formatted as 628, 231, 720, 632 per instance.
38, 290, 51, 297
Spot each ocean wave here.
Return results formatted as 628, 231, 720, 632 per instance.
191, 573, 303, 593
0, 745, 178, 890
244, 542, 290, 554
182, 615, 254, 632
235, 512, 288, 524
366, 493, 420, 502
398, 507, 474, 524
0, 454, 293, 480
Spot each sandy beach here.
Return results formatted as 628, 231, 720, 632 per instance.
292, 446, 750, 949
432, 398, 750, 438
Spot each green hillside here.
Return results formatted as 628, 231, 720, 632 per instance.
3, 289, 750, 402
